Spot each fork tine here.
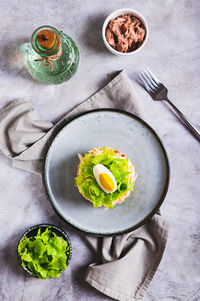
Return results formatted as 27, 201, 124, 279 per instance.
145, 68, 161, 85
143, 69, 158, 89
141, 71, 157, 92
138, 73, 154, 93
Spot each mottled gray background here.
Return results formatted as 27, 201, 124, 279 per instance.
0, 0, 200, 300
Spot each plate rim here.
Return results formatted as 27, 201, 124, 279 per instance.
43, 109, 170, 237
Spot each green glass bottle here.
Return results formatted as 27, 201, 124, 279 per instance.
20, 25, 80, 85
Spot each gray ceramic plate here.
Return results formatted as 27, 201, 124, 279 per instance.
44, 109, 169, 236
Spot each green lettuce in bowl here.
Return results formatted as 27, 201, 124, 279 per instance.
75, 147, 135, 209
18, 224, 72, 279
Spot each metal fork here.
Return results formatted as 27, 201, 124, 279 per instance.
139, 68, 200, 142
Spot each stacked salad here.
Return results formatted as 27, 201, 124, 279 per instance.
75, 147, 135, 209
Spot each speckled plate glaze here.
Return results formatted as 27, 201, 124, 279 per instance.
44, 109, 169, 236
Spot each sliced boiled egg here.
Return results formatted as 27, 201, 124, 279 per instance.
93, 164, 117, 194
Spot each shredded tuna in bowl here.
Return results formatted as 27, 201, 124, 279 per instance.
102, 9, 148, 55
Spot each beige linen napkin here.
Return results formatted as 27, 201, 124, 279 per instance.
0, 71, 169, 301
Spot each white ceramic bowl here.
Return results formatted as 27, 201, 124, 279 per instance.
102, 8, 149, 56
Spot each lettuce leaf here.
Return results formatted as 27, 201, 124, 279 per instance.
18, 227, 70, 279
75, 147, 134, 209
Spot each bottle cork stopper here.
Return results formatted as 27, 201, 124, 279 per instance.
37, 29, 56, 49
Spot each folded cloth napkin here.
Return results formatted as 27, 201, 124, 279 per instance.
0, 71, 169, 301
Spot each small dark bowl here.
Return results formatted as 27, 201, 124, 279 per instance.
17, 224, 72, 278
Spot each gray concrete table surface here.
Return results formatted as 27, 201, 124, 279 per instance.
0, 0, 200, 300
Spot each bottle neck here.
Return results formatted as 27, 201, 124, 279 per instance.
31, 26, 62, 58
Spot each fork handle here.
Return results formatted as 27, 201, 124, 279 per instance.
166, 99, 200, 142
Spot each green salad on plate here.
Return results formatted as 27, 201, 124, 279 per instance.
75, 147, 136, 209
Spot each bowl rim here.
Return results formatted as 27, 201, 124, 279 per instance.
102, 8, 149, 55
17, 223, 72, 278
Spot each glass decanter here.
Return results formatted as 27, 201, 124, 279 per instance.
20, 25, 80, 85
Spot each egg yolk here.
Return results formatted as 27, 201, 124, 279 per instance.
100, 173, 115, 192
